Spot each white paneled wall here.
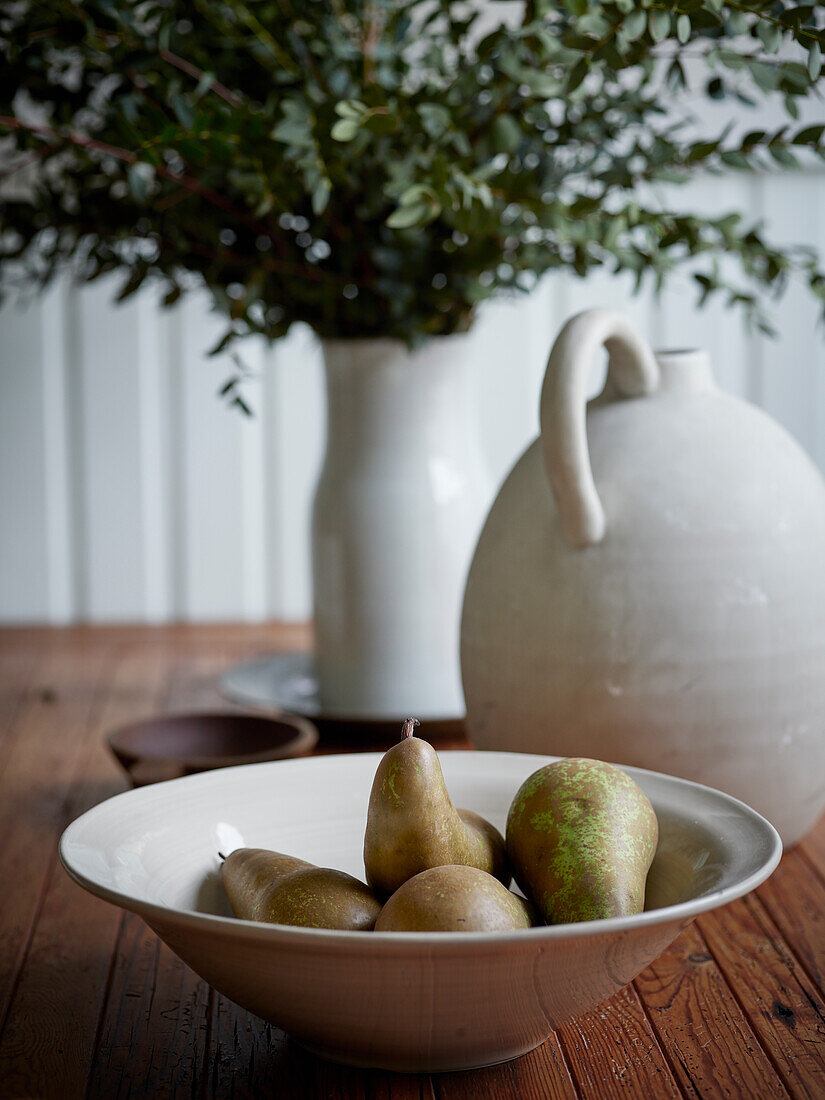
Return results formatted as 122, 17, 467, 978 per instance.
2, 172, 825, 623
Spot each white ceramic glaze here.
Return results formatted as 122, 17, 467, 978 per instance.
60, 751, 780, 1072
311, 337, 492, 720
461, 309, 825, 847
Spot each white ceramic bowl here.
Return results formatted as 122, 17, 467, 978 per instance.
60, 751, 780, 1072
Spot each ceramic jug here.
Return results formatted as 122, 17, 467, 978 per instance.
461, 309, 825, 846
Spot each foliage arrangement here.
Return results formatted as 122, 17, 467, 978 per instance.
1, 0, 825, 355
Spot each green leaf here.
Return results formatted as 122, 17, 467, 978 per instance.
809, 42, 822, 81
312, 177, 331, 214
676, 14, 691, 45
769, 145, 799, 168
127, 163, 155, 203
623, 10, 647, 41
491, 114, 521, 154
115, 264, 149, 302
172, 95, 195, 129
271, 119, 313, 145
567, 58, 588, 93
387, 201, 438, 228
362, 109, 396, 137
331, 118, 360, 142
335, 100, 367, 119
417, 103, 451, 139
793, 124, 825, 145
757, 21, 782, 54
398, 184, 436, 206
648, 11, 670, 43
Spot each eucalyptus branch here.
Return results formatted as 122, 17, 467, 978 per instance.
1, 0, 824, 347
159, 50, 244, 109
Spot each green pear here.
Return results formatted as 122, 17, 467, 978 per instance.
375, 865, 538, 932
364, 718, 509, 897
506, 758, 658, 924
221, 848, 381, 931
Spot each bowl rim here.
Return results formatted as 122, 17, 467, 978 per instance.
59, 750, 783, 949
106, 710, 319, 769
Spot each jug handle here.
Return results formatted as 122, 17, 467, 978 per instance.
540, 309, 659, 548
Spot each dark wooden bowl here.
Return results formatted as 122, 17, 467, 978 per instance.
107, 712, 318, 787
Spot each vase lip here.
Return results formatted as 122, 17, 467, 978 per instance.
654, 346, 705, 358
320, 332, 470, 351
653, 347, 714, 391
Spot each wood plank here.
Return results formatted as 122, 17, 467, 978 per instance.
634, 922, 789, 1099
365, 1071, 435, 1100
799, 814, 825, 883
0, 641, 171, 1099
0, 639, 42, 764
0, 638, 110, 1033
204, 994, 303, 1100
92, 914, 210, 1100
1, 626, 823, 1100
556, 983, 683, 1099
697, 893, 825, 1099
436, 1034, 578, 1100
755, 845, 825, 997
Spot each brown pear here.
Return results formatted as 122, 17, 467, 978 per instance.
375, 865, 538, 932
363, 718, 509, 897
506, 758, 659, 924
221, 848, 381, 931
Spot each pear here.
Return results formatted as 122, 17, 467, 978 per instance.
506, 758, 658, 924
364, 718, 509, 896
221, 848, 381, 931
375, 865, 538, 932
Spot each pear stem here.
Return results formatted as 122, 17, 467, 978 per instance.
401, 717, 419, 740
217, 851, 226, 861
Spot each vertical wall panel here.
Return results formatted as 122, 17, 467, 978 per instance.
470, 293, 542, 491
40, 280, 75, 622
755, 174, 825, 458
135, 295, 174, 622
76, 280, 154, 617
2, 173, 825, 623
654, 176, 757, 401
0, 294, 51, 619
176, 291, 266, 619
262, 323, 324, 622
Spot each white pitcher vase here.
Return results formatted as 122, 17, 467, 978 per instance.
461, 309, 825, 846
313, 336, 492, 719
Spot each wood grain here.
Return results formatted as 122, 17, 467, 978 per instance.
436, 1036, 578, 1100
0, 625, 822, 1100
756, 846, 825, 996
0, 643, 168, 1099
556, 983, 682, 1099
698, 895, 825, 1098
634, 922, 790, 1098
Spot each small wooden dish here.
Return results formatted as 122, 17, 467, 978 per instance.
107, 712, 318, 786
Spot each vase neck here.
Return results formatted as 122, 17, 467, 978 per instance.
654, 348, 715, 393
320, 336, 477, 459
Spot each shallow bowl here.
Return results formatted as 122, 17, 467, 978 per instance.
107, 711, 318, 786
59, 751, 780, 1072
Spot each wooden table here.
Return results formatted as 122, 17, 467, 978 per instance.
0, 625, 823, 1099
